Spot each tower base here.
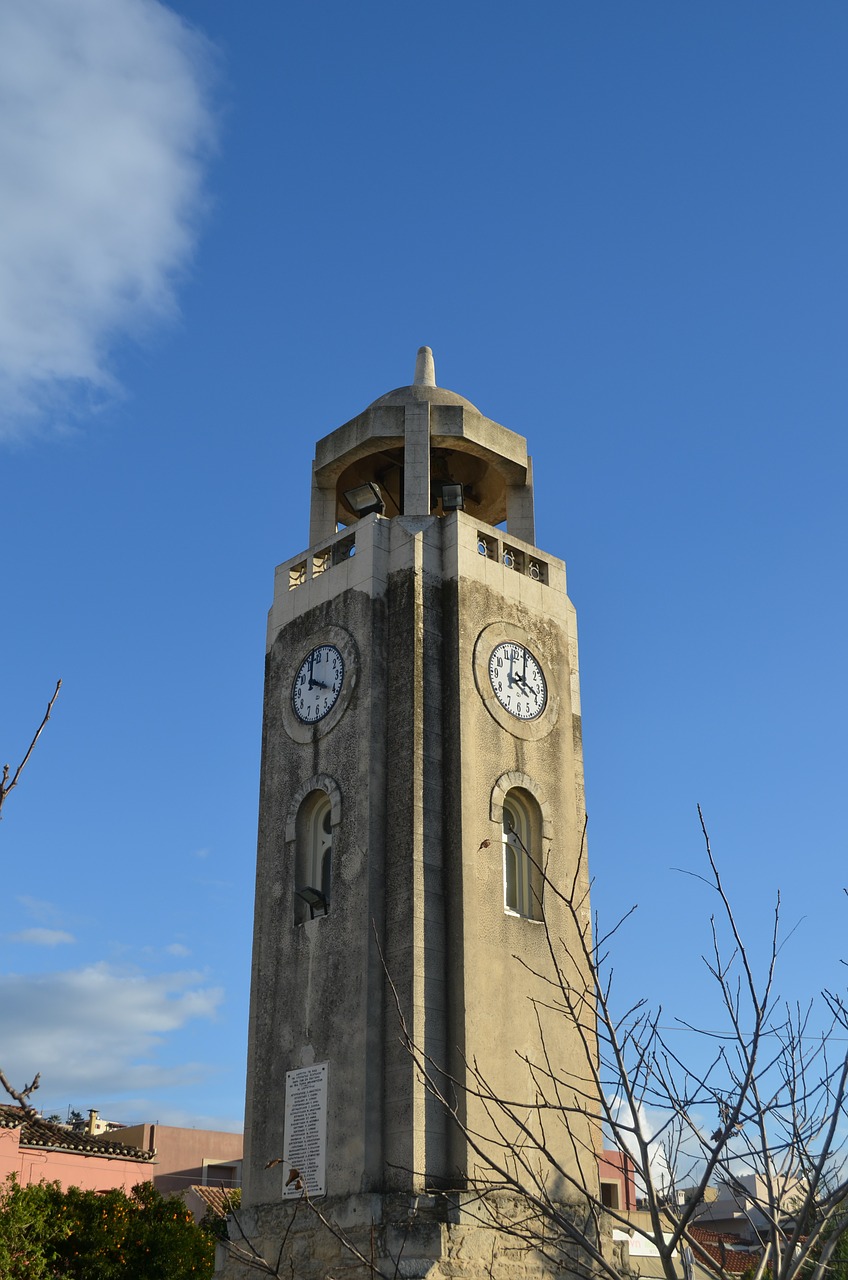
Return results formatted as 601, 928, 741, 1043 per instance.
214, 1191, 607, 1279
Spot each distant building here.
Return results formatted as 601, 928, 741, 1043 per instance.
605, 1172, 797, 1278
0, 1104, 242, 1200
106, 1122, 242, 1194
0, 1103, 153, 1192
599, 1148, 637, 1211
687, 1172, 804, 1245
612, 1213, 762, 1280
687, 1225, 764, 1275
68, 1107, 126, 1136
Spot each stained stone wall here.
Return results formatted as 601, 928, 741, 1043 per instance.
214, 1192, 614, 1280
242, 511, 598, 1212
233, 457, 600, 1277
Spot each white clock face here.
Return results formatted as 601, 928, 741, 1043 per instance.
488, 642, 547, 721
292, 645, 345, 724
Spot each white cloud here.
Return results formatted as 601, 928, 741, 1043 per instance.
165, 942, 191, 957
8, 928, 75, 946
608, 1096, 677, 1193
0, 962, 223, 1097
99, 1099, 243, 1132
0, 0, 216, 440
17, 896, 63, 924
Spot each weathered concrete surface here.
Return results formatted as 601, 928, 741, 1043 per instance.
215, 1192, 606, 1279
233, 358, 599, 1280
244, 512, 596, 1206
309, 356, 534, 540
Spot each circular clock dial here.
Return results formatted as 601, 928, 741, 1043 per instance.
292, 645, 345, 723
488, 642, 547, 721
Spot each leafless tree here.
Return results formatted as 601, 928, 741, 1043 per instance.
0, 680, 60, 1114
383, 808, 848, 1280
218, 812, 848, 1279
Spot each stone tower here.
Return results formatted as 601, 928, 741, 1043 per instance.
224, 350, 599, 1279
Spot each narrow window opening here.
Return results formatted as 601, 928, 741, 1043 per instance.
319, 805, 332, 902
501, 790, 542, 920
294, 791, 332, 924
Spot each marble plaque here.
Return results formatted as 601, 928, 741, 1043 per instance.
282, 1062, 328, 1198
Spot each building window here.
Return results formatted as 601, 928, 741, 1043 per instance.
502, 789, 542, 920
203, 1161, 242, 1188
601, 1181, 620, 1210
294, 790, 332, 924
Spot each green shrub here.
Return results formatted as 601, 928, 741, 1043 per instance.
0, 1175, 215, 1279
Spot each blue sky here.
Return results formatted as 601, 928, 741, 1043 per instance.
1, 0, 847, 1131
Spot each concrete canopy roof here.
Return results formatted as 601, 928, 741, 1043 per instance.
312, 370, 531, 529
368, 383, 482, 413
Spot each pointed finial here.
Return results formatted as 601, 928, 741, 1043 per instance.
413, 346, 436, 387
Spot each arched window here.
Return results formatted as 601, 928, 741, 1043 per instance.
502, 789, 542, 920
294, 790, 332, 924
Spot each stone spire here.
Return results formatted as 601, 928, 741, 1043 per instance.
413, 345, 436, 387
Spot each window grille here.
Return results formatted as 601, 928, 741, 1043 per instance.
477, 532, 498, 561
332, 534, 356, 564
502, 545, 525, 573
312, 549, 332, 578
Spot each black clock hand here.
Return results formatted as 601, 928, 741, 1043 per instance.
308, 651, 315, 690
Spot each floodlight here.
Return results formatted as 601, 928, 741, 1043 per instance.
343, 482, 385, 518
440, 483, 464, 512
295, 886, 329, 920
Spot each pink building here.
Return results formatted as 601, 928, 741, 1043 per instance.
598, 1148, 638, 1211
1, 1104, 243, 1201
0, 1104, 154, 1192
107, 1123, 242, 1194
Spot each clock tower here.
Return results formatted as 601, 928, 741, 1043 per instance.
225, 350, 599, 1278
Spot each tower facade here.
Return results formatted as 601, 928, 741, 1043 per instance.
225, 351, 598, 1279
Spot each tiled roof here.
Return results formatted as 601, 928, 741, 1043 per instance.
0, 1105, 27, 1131
186, 1185, 240, 1218
689, 1227, 753, 1245
687, 1226, 762, 1274
0, 1105, 155, 1162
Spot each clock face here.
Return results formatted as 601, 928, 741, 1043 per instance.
292, 645, 345, 724
488, 642, 547, 721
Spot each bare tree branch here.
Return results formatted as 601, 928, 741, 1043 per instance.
218, 813, 848, 1280
0, 682, 62, 1121
0, 1068, 40, 1117
370, 813, 848, 1280
0, 678, 61, 821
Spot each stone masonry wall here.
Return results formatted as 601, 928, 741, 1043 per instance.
215, 1192, 605, 1280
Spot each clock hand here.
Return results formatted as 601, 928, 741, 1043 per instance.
308, 651, 315, 690
522, 646, 528, 687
